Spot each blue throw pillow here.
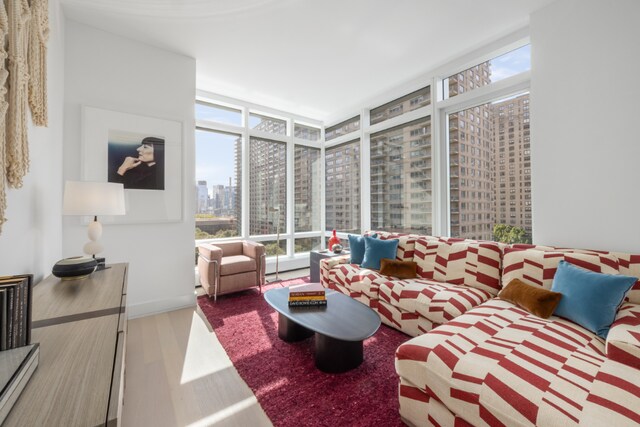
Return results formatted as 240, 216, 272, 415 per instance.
348, 233, 377, 265
550, 260, 636, 339
361, 236, 398, 270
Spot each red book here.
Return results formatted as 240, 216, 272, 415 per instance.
288, 282, 326, 297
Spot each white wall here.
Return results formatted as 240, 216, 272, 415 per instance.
63, 20, 196, 317
0, 0, 65, 280
530, 0, 640, 253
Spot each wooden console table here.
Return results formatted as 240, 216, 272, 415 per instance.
3, 263, 128, 427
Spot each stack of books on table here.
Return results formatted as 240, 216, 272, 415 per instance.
288, 283, 327, 307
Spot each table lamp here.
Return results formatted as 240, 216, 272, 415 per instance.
62, 181, 126, 269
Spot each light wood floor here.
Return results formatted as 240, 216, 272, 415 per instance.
123, 268, 308, 427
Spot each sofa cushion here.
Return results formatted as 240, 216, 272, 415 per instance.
361, 236, 399, 270
378, 278, 493, 324
499, 278, 562, 319
606, 303, 640, 369
327, 263, 386, 299
551, 261, 636, 338
396, 299, 640, 427
380, 259, 418, 280
348, 233, 377, 264
413, 239, 502, 295
502, 248, 619, 290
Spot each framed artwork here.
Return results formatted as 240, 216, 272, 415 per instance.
82, 106, 183, 223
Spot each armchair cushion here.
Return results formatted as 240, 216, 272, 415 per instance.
220, 255, 257, 276
211, 241, 243, 256
606, 303, 640, 369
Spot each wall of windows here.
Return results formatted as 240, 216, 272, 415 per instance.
324, 33, 531, 243
195, 94, 323, 270
197, 32, 533, 272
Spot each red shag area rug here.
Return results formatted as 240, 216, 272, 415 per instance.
197, 277, 409, 427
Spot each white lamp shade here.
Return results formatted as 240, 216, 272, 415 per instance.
63, 181, 126, 216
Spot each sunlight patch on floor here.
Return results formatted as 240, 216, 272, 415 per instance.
180, 311, 233, 385
185, 396, 259, 427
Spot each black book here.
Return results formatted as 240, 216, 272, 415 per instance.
0, 276, 33, 349
288, 299, 328, 307
0, 289, 6, 351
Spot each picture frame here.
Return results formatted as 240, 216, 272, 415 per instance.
81, 106, 183, 223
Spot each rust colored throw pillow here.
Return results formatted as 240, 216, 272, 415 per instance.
499, 279, 563, 319
380, 258, 418, 279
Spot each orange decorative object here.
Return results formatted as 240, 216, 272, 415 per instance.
328, 229, 340, 251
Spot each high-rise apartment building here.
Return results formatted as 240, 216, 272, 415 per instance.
325, 139, 360, 233
248, 136, 287, 235
448, 63, 495, 241
294, 145, 321, 232
492, 94, 532, 236
196, 180, 209, 213
370, 117, 433, 234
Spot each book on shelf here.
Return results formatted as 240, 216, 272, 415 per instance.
0, 275, 33, 350
288, 299, 328, 307
288, 282, 325, 297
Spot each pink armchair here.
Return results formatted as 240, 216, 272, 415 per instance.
198, 240, 266, 301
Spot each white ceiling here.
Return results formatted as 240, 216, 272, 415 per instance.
61, 0, 554, 123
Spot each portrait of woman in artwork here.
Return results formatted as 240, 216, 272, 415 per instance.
108, 136, 165, 190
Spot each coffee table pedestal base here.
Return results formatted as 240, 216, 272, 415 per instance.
278, 313, 314, 342
315, 334, 363, 373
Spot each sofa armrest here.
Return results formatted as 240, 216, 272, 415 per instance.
320, 254, 351, 287
242, 240, 265, 260
606, 303, 640, 369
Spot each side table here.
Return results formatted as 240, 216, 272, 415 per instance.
310, 250, 350, 283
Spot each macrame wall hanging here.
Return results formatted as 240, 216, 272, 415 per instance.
0, 0, 49, 234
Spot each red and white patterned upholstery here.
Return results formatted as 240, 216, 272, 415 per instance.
327, 263, 386, 308
396, 299, 640, 427
501, 248, 619, 290
612, 252, 640, 304
377, 300, 438, 337
606, 303, 640, 370
319, 254, 350, 286
378, 278, 493, 327
414, 239, 503, 296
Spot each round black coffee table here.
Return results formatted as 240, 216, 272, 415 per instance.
264, 287, 381, 373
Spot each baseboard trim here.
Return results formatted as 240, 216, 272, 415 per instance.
128, 292, 196, 319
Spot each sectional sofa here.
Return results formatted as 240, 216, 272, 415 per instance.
320, 231, 640, 426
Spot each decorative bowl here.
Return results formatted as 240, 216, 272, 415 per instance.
52, 257, 98, 280
332, 244, 344, 253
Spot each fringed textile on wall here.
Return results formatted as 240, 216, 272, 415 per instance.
0, 0, 49, 233
28, 0, 47, 126
0, 2, 8, 232
5, 0, 31, 190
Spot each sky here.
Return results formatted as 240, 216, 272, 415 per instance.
489, 44, 531, 81
195, 128, 238, 193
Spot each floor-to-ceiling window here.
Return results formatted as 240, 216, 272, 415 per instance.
325, 37, 531, 243
195, 95, 323, 270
